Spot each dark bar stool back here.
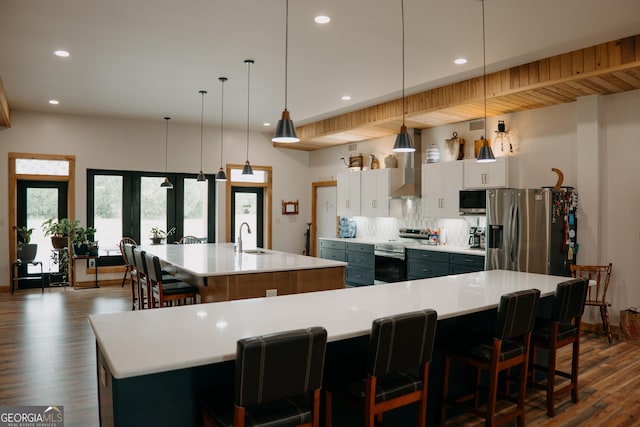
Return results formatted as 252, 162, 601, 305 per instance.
144, 253, 197, 308
530, 278, 588, 417
132, 247, 148, 310
325, 309, 437, 427
118, 237, 136, 287
440, 289, 540, 427
201, 326, 328, 427
123, 243, 138, 310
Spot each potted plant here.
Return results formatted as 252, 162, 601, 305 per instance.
42, 218, 78, 249
150, 227, 166, 245
72, 225, 97, 256
14, 225, 37, 262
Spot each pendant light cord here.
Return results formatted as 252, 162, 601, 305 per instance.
219, 78, 225, 168
284, 0, 289, 110
199, 91, 206, 170
246, 60, 252, 161
401, 0, 406, 127
482, 0, 487, 136
164, 117, 170, 173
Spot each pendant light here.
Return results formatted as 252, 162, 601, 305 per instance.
476, 0, 496, 163
160, 117, 174, 189
242, 59, 254, 175
392, 0, 415, 153
272, 0, 299, 143
215, 77, 228, 182
196, 90, 208, 182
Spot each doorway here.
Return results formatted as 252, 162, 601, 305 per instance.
230, 187, 264, 249
311, 181, 337, 257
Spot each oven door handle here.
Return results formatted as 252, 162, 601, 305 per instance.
374, 252, 406, 260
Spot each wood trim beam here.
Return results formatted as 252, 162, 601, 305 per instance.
282, 34, 640, 151
0, 76, 10, 128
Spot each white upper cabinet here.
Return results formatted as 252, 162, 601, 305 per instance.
421, 162, 463, 218
361, 168, 403, 217
337, 171, 361, 217
463, 157, 508, 189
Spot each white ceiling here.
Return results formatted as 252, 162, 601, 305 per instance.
1, 0, 639, 135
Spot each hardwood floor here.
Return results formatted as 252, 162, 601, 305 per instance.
1, 285, 639, 426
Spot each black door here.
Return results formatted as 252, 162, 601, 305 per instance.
230, 186, 264, 249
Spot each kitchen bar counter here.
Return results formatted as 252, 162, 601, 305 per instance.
90, 269, 567, 426
138, 243, 346, 302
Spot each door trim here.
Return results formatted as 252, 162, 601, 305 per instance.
311, 181, 337, 257
8, 153, 76, 268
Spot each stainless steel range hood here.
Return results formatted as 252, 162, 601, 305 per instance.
390, 129, 422, 199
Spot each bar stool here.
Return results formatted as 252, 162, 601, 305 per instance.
570, 263, 613, 344
118, 236, 136, 287
529, 278, 588, 417
122, 243, 138, 310
144, 253, 198, 308
200, 326, 328, 427
324, 309, 438, 427
178, 235, 202, 244
440, 289, 540, 427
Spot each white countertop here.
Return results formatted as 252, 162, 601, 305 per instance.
90, 270, 567, 379
137, 243, 347, 277
319, 237, 485, 256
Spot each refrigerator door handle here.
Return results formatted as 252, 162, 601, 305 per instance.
510, 203, 519, 265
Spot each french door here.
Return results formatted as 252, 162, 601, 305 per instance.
16, 180, 68, 278
230, 186, 264, 249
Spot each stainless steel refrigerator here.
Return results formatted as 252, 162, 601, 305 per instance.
486, 188, 578, 276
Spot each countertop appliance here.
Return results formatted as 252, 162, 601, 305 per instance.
486, 187, 578, 276
468, 226, 484, 249
374, 242, 407, 283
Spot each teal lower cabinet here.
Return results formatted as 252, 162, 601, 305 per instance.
320, 239, 347, 261
407, 249, 485, 280
345, 242, 374, 286
406, 249, 450, 280
449, 253, 486, 274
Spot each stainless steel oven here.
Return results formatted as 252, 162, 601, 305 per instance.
374, 243, 407, 283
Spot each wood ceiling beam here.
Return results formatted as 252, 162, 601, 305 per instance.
279, 34, 640, 151
0, 76, 10, 128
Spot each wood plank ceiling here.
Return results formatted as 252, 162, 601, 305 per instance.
2, 34, 640, 148
275, 34, 640, 151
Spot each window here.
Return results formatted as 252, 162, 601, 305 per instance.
87, 170, 216, 264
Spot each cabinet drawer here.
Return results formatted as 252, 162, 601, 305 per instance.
320, 248, 346, 262
449, 253, 485, 268
320, 240, 346, 250
347, 251, 374, 268
406, 249, 449, 263
346, 266, 374, 286
407, 260, 449, 279
346, 243, 374, 254
449, 263, 484, 274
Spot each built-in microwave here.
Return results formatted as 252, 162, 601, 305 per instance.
459, 190, 486, 215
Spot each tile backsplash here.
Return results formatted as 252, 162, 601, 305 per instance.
348, 199, 486, 247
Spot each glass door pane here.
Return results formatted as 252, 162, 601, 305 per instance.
231, 187, 264, 249
140, 177, 167, 244
183, 178, 207, 240
26, 188, 59, 273
93, 175, 123, 255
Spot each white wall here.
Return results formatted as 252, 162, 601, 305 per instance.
0, 110, 310, 284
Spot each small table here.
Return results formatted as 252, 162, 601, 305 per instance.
11, 260, 44, 294
72, 254, 100, 289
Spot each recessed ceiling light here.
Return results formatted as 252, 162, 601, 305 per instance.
314, 15, 331, 24
454, 58, 468, 65
54, 50, 70, 58
263, 122, 271, 127
49, 100, 59, 105
341, 95, 351, 101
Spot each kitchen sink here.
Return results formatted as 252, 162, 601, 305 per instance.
243, 249, 269, 255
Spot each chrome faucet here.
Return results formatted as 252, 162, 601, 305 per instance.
236, 222, 252, 253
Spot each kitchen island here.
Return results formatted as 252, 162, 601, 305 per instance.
90, 269, 568, 426
138, 243, 346, 302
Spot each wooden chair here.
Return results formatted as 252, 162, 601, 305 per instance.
123, 243, 138, 310
440, 289, 540, 427
118, 237, 136, 287
570, 263, 613, 343
132, 247, 149, 310
178, 235, 202, 244
201, 326, 328, 427
324, 309, 438, 427
529, 278, 589, 417
144, 253, 198, 308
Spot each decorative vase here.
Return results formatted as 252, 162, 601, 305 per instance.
17, 243, 38, 262
51, 236, 68, 249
